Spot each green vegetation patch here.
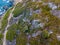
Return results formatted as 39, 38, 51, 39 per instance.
16, 33, 27, 45
13, 3, 25, 17
6, 30, 16, 42
1, 8, 12, 32
0, 33, 3, 40
41, 30, 50, 39
6, 24, 17, 42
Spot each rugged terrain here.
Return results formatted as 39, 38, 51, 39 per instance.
0, 0, 60, 45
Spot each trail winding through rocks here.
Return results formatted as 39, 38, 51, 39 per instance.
3, 8, 14, 45
3, 0, 22, 45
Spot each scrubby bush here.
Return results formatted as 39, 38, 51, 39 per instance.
41, 30, 50, 39
1, 8, 12, 32
6, 30, 16, 42
13, 3, 25, 17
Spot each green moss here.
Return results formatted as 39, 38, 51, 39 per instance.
6, 24, 18, 42
8, 24, 18, 30
6, 30, 16, 42
41, 30, 50, 39
0, 33, 3, 40
13, 3, 25, 17
1, 8, 12, 32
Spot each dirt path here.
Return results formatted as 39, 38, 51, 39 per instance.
14, 0, 22, 4
3, 8, 14, 45
3, 0, 22, 45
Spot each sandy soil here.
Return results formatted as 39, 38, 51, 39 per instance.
14, 0, 22, 4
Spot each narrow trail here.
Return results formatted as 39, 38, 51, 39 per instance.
3, 0, 22, 45
3, 8, 14, 45
14, 0, 22, 4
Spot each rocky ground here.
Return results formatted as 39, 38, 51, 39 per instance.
0, 0, 60, 45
